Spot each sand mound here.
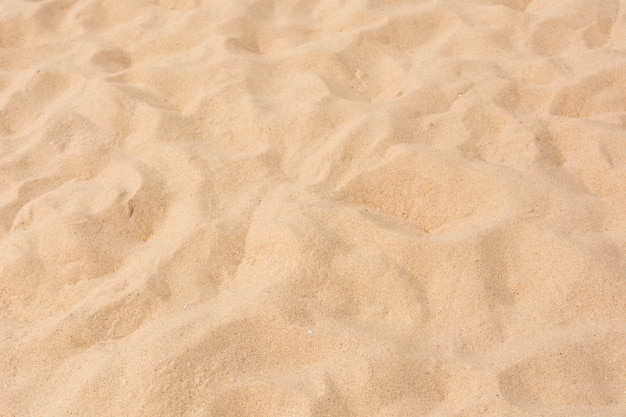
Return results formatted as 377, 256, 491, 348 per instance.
1, 0, 625, 416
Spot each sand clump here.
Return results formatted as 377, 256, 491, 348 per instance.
1, 0, 626, 416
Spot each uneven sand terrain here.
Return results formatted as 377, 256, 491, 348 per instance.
1, 0, 626, 416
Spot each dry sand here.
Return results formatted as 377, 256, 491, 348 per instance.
1, 0, 626, 416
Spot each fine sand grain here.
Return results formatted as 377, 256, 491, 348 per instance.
1, 0, 626, 416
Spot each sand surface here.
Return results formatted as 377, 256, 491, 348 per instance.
1, 0, 626, 416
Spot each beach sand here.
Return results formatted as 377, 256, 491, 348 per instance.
1, 0, 626, 416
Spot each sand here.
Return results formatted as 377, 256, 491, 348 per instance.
1, 0, 626, 416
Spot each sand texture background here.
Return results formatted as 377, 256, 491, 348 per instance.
1, 0, 626, 416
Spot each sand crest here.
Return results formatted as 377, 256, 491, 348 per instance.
1, 0, 626, 416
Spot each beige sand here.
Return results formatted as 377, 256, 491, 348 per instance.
1, 0, 626, 416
